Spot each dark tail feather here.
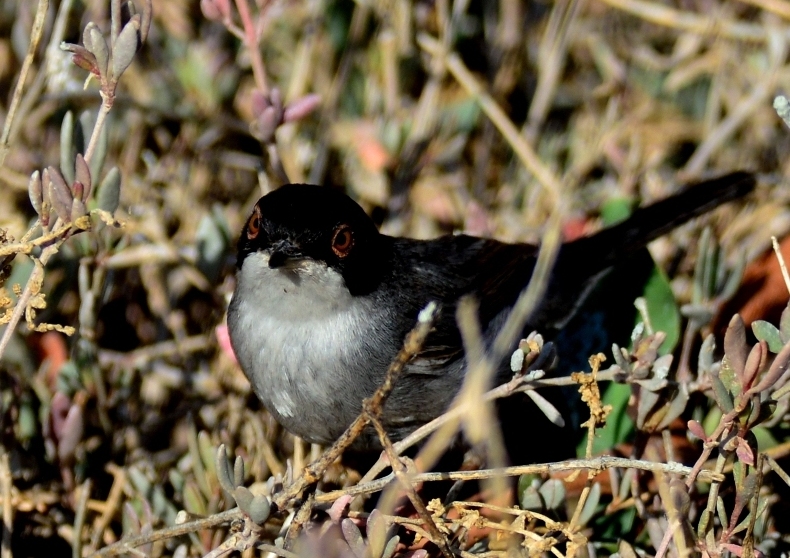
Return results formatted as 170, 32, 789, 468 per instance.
558, 171, 755, 276
532, 171, 755, 330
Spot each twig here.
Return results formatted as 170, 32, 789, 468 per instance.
359, 367, 622, 484
283, 492, 314, 551
0, 257, 45, 361
98, 334, 213, 368
654, 518, 682, 558
317, 456, 724, 504
234, 0, 269, 94
84, 101, 112, 164
369, 415, 454, 558
89, 465, 128, 551
0, 222, 74, 257
772, 236, 790, 296
73, 479, 93, 558
88, 508, 244, 557
600, 0, 790, 42
0, 0, 49, 169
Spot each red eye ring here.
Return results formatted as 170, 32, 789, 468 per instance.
331, 224, 354, 257
247, 207, 262, 240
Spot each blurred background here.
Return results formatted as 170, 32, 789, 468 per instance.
1, 0, 790, 556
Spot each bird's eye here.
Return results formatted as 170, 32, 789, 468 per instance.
247, 207, 262, 240
331, 224, 354, 257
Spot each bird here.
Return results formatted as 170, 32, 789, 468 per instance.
227, 172, 754, 455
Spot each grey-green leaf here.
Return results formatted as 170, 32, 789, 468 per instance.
247, 495, 270, 524
577, 481, 601, 526
526, 390, 565, 427
214, 445, 234, 495
232, 486, 253, 510
538, 479, 566, 510
233, 456, 244, 487
710, 374, 734, 412
60, 111, 75, 183
96, 166, 121, 213
752, 320, 783, 353
112, 17, 140, 81
87, 23, 109, 78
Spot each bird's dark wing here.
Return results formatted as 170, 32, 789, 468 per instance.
388, 171, 755, 375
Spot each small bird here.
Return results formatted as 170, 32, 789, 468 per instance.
228, 172, 754, 453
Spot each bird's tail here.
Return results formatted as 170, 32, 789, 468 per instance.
559, 171, 755, 275
534, 171, 755, 330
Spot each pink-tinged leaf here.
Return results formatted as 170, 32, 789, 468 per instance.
730, 472, 758, 534
741, 342, 764, 392
327, 495, 353, 523
687, 419, 707, 441
49, 391, 71, 439
283, 94, 321, 123
748, 336, 790, 395
724, 314, 747, 381
74, 154, 91, 201
72, 181, 84, 202
46, 166, 73, 222
200, 0, 223, 20
722, 544, 744, 557
215, 0, 231, 19
251, 89, 268, 114
57, 403, 84, 462
736, 437, 755, 466
71, 52, 100, 75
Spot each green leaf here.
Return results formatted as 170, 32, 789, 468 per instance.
640, 265, 681, 354
600, 197, 634, 226
577, 382, 634, 457
752, 320, 784, 353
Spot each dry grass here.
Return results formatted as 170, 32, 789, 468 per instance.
1, 0, 790, 556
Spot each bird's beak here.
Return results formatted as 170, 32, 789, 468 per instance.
268, 240, 303, 269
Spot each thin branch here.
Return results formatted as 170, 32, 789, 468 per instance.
88, 508, 244, 558
369, 414, 454, 558
0, 0, 49, 169
317, 456, 724, 504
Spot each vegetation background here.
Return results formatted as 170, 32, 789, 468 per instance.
1, 0, 790, 556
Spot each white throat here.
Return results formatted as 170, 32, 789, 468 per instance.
227, 251, 386, 443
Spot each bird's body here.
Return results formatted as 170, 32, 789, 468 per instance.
228, 172, 754, 452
